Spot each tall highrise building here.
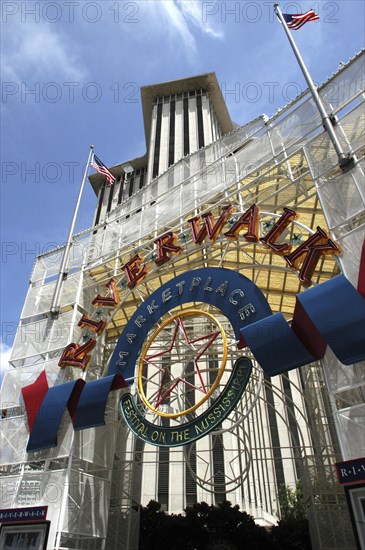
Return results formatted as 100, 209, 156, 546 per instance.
1, 56, 364, 550
92, 73, 234, 226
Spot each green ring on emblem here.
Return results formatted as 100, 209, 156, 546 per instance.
120, 357, 252, 447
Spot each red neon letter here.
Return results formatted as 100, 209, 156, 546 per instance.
284, 227, 341, 287
260, 207, 297, 255
122, 255, 148, 289
224, 204, 259, 242
154, 232, 183, 266
188, 205, 233, 244
58, 338, 97, 370
78, 314, 106, 335
92, 279, 120, 308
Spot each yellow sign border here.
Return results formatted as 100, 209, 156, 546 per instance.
137, 309, 228, 418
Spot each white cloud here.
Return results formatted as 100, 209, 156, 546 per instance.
144, 0, 224, 55
176, 0, 223, 40
1, 20, 86, 82
161, 0, 197, 52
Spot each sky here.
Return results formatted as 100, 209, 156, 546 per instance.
1, 0, 364, 372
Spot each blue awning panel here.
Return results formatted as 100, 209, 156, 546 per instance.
241, 313, 316, 376
73, 374, 127, 430
27, 379, 84, 453
297, 275, 365, 365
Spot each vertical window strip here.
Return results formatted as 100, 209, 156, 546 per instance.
106, 181, 114, 213
158, 360, 170, 510
185, 360, 197, 505
117, 174, 125, 205
153, 102, 163, 179
183, 97, 190, 156
212, 432, 226, 503
158, 423, 170, 511
196, 94, 205, 149
263, 375, 286, 488
209, 355, 226, 502
185, 443, 197, 506
298, 367, 330, 456
128, 172, 135, 198
250, 399, 262, 506
94, 182, 106, 226
256, 394, 271, 512
168, 99, 176, 167
134, 437, 144, 465
139, 169, 145, 190
281, 375, 302, 478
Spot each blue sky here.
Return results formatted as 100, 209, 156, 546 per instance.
1, 0, 364, 370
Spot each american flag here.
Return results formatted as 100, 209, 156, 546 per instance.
282, 9, 319, 30
91, 155, 116, 186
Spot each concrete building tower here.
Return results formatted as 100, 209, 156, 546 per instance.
91, 73, 234, 226
1, 54, 364, 550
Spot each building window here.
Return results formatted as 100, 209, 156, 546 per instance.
153, 102, 163, 179
128, 172, 135, 198
196, 94, 205, 149
106, 181, 114, 213
264, 375, 285, 488
183, 97, 189, 156
94, 181, 106, 225
139, 168, 145, 190
158, 434, 169, 511
209, 356, 226, 502
117, 174, 125, 205
169, 100, 175, 167
185, 360, 197, 505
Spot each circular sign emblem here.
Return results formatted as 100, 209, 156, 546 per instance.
115, 267, 273, 447
138, 309, 228, 418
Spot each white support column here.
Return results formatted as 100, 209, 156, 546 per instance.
202, 94, 212, 147
188, 96, 198, 154
159, 101, 170, 175
169, 447, 185, 512
141, 445, 159, 505
147, 104, 158, 184
175, 98, 184, 163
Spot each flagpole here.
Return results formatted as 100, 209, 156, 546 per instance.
274, 3, 354, 172
50, 145, 94, 318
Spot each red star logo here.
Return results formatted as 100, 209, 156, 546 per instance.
142, 315, 221, 411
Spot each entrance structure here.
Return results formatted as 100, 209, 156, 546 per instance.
1, 52, 364, 550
